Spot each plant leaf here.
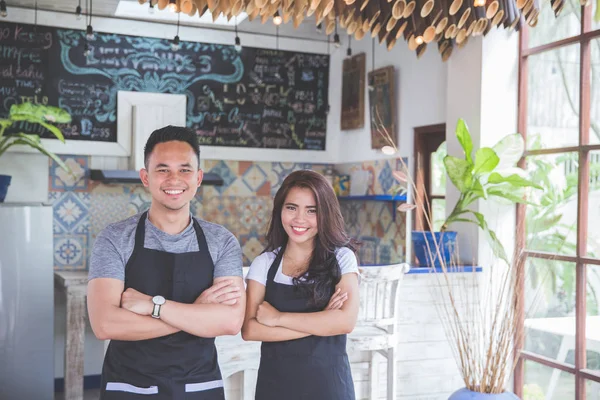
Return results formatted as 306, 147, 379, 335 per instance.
37, 121, 66, 142
10, 136, 71, 174
444, 155, 473, 193
468, 210, 509, 263
10, 103, 72, 124
392, 170, 407, 183
470, 210, 486, 229
493, 133, 525, 169
456, 118, 473, 164
487, 186, 532, 204
397, 203, 417, 212
473, 147, 499, 175
488, 172, 543, 190
472, 180, 487, 199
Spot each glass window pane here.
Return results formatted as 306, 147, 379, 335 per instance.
591, 39, 600, 145
528, 0, 581, 48
526, 153, 578, 256
586, 377, 600, 399
430, 142, 446, 196
593, 11, 600, 32
588, 151, 600, 256
432, 198, 445, 232
527, 44, 580, 151
525, 259, 576, 364
524, 359, 575, 399
588, 265, 600, 371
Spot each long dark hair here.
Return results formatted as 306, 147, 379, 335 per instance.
264, 170, 360, 308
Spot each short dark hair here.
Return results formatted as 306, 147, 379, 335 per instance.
143, 126, 200, 169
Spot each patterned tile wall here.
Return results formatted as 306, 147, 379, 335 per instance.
336, 158, 408, 265
49, 156, 408, 270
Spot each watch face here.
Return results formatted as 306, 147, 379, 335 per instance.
153, 295, 166, 305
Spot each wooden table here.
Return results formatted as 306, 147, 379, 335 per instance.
54, 271, 88, 400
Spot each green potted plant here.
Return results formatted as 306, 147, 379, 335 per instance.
387, 118, 542, 266
0, 103, 72, 202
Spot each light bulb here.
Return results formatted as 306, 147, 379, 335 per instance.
75, 5, 82, 19
83, 43, 91, 57
234, 36, 242, 52
415, 36, 424, 45
167, 0, 178, 12
474, 0, 486, 5
316, 23, 322, 33
381, 146, 396, 155
0, 0, 7, 18
273, 11, 282, 25
171, 35, 180, 51
86, 25, 95, 41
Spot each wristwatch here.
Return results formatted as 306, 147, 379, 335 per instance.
151, 295, 166, 319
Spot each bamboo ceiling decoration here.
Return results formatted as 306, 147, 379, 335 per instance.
140, 0, 579, 61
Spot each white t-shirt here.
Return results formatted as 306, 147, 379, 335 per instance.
246, 247, 359, 286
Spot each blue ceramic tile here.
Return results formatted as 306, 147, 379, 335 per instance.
208, 161, 237, 195
53, 192, 90, 234
54, 234, 87, 270
242, 164, 268, 192
378, 161, 395, 195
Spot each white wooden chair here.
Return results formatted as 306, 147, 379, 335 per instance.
348, 263, 410, 400
215, 333, 261, 400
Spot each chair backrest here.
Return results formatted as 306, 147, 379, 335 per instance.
356, 263, 410, 332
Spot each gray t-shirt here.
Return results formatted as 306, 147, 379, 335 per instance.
89, 212, 242, 281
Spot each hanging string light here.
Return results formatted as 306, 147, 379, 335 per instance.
346, 35, 352, 57
171, 12, 181, 51
273, 10, 282, 25
86, 0, 95, 41
75, 0, 82, 19
0, 0, 7, 18
234, 16, 242, 52
333, 18, 340, 48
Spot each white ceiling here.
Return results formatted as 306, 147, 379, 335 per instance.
5, 0, 328, 41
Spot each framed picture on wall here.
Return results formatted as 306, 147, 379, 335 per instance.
368, 66, 397, 149
341, 53, 366, 130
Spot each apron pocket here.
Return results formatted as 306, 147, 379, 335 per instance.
106, 382, 159, 395
184, 380, 224, 392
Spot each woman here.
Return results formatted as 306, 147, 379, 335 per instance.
242, 170, 360, 400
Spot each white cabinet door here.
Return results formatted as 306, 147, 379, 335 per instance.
117, 91, 187, 171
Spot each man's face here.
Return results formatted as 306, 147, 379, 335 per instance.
140, 141, 202, 212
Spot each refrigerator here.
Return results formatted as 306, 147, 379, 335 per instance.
0, 204, 54, 400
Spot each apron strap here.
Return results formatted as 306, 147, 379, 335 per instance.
266, 248, 284, 285
124, 211, 148, 278
134, 211, 148, 248
191, 217, 215, 271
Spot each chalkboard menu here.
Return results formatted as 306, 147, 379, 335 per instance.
0, 22, 329, 150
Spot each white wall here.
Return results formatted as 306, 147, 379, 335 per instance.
445, 29, 519, 265
338, 37, 448, 164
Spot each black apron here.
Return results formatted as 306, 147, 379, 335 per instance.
254, 250, 356, 400
100, 212, 225, 400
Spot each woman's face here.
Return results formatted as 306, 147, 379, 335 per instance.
281, 186, 319, 247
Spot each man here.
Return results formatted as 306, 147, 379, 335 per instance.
88, 126, 245, 399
